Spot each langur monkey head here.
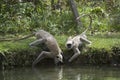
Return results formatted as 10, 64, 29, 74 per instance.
54, 53, 63, 64
66, 36, 74, 49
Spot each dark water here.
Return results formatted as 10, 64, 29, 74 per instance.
0, 66, 120, 80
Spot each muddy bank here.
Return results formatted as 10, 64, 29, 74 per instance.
0, 45, 120, 69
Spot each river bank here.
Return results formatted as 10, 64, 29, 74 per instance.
0, 34, 120, 68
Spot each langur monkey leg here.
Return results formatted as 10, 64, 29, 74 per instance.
32, 51, 53, 67
80, 37, 92, 44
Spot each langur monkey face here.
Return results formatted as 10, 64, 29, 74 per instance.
54, 53, 63, 64
66, 36, 74, 49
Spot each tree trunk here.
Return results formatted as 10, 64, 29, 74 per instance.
68, 0, 82, 27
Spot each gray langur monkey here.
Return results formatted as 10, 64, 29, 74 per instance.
66, 14, 92, 62
0, 30, 63, 65
28, 30, 63, 66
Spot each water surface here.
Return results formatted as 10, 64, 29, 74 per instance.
0, 66, 120, 80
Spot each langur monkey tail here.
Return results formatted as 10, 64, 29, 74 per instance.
14, 32, 35, 41
0, 32, 35, 42
76, 14, 92, 34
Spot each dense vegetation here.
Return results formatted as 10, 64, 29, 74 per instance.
0, 0, 120, 35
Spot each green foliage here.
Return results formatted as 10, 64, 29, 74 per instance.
104, 0, 120, 31
0, 2, 35, 34
0, 0, 120, 35
77, 0, 120, 32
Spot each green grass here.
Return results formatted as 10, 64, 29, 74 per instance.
0, 34, 120, 53
0, 38, 34, 52
90, 33, 120, 49
89, 37, 120, 50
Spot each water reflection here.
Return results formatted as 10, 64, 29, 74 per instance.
0, 70, 4, 80
0, 66, 120, 80
32, 66, 63, 80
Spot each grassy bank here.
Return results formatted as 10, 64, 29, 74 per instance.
0, 33, 120, 68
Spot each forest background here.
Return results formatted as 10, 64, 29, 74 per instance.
0, 0, 119, 35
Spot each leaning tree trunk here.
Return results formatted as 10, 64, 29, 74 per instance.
68, 0, 83, 33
